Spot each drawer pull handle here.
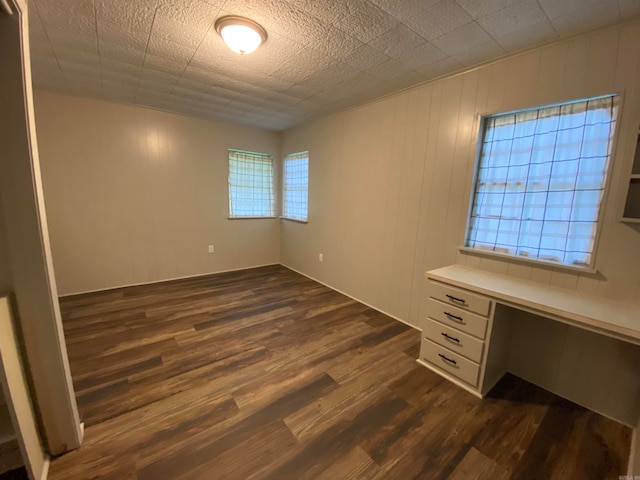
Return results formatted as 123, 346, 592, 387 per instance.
446, 294, 466, 304
438, 353, 457, 365
441, 332, 460, 343
444, 311, 464, 322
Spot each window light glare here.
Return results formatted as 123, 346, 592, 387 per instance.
215, 16, 266, 55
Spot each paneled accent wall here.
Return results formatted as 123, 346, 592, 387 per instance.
282, 20, 640, 323
35, 92, 281, 295
281, 21, 640, 425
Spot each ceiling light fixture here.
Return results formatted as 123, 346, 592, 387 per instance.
214, 16, 267, 55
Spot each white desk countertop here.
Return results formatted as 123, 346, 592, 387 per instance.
426, 265, 640, 346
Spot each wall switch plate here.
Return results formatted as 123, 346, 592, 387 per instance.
319, 253, 323, 262
208, 245, 215, 254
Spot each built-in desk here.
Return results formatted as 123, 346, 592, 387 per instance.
418, 265, 640, 399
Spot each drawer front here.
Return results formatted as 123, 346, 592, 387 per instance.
420, 338, 480, 387
426, 298, 488, 339
422, 318, 484, 363
429, 281, 490, 317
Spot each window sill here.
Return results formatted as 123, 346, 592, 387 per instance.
228, 216, 277, 220
458, 246, 599, 276
280, 216, 308, 224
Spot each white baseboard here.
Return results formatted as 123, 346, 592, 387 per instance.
280, 263, 420, 331
59, 263, 280, 297
60, 263, 421, 335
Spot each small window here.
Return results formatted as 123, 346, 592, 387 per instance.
282, 151, 309, 222
228, 149, 275, 218
465, 94, 619, 269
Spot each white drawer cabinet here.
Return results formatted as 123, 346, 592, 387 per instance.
422, 318, 484, 363
418, 278, 510, 397
429, 281, 491, 316
420, 338, 480, 387
426, 298, 488, 339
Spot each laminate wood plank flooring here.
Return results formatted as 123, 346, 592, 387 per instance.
0, 468, 28, 480
49, 265, 631, 479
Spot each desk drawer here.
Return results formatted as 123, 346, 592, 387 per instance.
429, 281, 490, 316
426, 298, 488, 339
420, 338, 480, 387
422, 318, 484, 363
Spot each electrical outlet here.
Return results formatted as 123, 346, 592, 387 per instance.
319, 253, 323, 262
208, 245, 215, 254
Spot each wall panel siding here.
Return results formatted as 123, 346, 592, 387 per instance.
281, 21, 640, 425
35, 92, 281, 295
282, 20, 640, 324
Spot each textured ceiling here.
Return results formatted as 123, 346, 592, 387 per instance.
28, 0, 640, 131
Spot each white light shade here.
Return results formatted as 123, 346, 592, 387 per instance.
215, 16, 267, 55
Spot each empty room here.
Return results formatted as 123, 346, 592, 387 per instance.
1, 0, 640, 478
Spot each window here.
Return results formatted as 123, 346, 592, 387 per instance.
228, 149, 275, 218
282, 151, 309, 222
465, 95, 619, 269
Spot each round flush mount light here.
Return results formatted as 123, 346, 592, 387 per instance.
214, 16, 267, 55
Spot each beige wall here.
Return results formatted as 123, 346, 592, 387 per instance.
35, 91, 281, 295
281, 21, 640, 323
281, 21, 640, 425
0, 206, 13, 294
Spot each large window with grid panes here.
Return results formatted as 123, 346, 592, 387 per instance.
464, 94, 619, 269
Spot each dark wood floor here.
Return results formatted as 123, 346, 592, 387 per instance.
49, 265, 631, 479
0, 468, 28, 480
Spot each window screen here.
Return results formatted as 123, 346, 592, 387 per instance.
228, 150, 275, 218
282, 151, 309, 222
465, 95, 619, 268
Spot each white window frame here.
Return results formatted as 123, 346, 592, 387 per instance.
281, 151, 309, 223
461, 94, 621, 272
227, 149, 275, 219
